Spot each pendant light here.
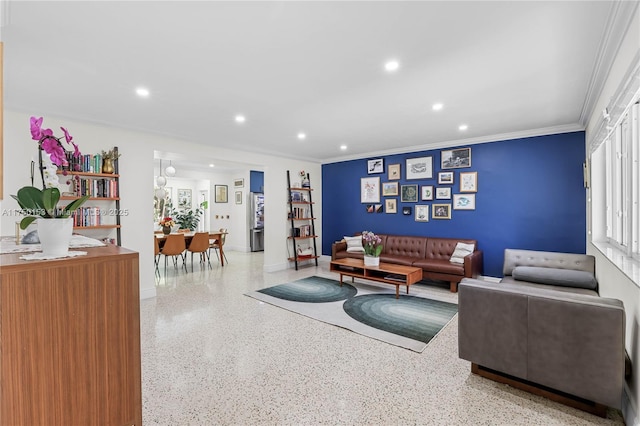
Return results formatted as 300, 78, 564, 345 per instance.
165, 160, 176, 177
156, 159, 167, 188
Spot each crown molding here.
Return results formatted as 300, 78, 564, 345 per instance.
322, 124, 584, 165
579, 0, 640, 126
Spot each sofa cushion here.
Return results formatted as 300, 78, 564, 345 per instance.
450, 242, 475, 264
344, 236, 365, 253
413, 259, 464, 276
500, 276, 598, 296
379, 254, 415, 266
511, 266, 598, 290
383, 235, 427, 258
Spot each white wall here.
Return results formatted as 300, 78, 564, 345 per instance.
2, 110, 322, 298
586, 4, 640, 422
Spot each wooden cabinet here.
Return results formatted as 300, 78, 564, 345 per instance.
286, 170, 318, 270
0, 245, 142, 425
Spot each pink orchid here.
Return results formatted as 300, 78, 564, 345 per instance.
29, 116, 43, 140
41, 136, 69, 167
61, 127, 73, 144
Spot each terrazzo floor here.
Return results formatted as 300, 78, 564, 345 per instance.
142, 251, 625, 425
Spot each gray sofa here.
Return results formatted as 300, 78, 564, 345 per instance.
458, 249, 625, 414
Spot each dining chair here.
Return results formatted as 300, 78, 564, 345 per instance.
210, 228, 228, 264
159, 233, 187, 272
154, 236, 161, 276
187, 232, 211, 269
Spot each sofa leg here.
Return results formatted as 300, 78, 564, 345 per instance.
470, 363, 608, 418
450, 281, 458, 292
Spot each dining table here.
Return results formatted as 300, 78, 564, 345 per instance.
155, 231, 226, 266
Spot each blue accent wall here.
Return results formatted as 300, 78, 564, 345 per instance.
321, 132, 586, 277
250, 170, 264, 193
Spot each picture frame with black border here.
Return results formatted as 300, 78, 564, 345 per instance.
432, 203, 451, 219
441, 147, 471, 169
453, 193, 476, 210
214, 185, 228, 203
368, 158, 384, 174
382, 181, 399, 196
405, 156, 433, 179
400, 184, 418, 202
460, 171, 478, 192
402, 206, 412, 216
421, 185, 434, 201
415, 205, 429, 222
385, 198, 397, 213
375, 204, 383, 213
436, 187, 451, 200
388, 163, 401, 180
438, 171, 454, 185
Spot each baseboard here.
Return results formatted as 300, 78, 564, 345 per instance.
139, 286, 157, 300
263, 261, 290, 272
623, 383, 638, 426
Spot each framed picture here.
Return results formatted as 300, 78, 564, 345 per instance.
234, 178, 244, 188
441, 147, 471, 169
366, 204, 375, 213
368, 158, 384, 174
382, 181, 399, 196
235, 191, 243, 204
438, 171, 454, 185
388, 164, 401, 180
421, 185, 434, 201
460, 171, 478, 192
402, 206, 412, 215
385, 198, 397, 213
177, 188, 192, 208
432, 204, 451, 219
406, 156, 433, 179
436, 187, 452, 200
215, 185, 228, 203
454, 194, 476, 210
400, 184, 418, 202
361, 177, 380, 203
375, 204, 383, 213
415, 205, 429, 222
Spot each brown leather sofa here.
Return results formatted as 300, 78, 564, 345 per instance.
458, 249, 625, 415
331, 234, 483, 292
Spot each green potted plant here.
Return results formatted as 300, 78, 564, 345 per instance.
11, 117, 90, 256
169, 201, 205, 231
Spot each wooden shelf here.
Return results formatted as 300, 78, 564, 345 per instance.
289, 217, 316, 220
288, 187, 313, 191
287, 170, 319, 270
289, 201, 314, 205
287, 235, 317, 240
62, 196, 119, 201
57, 170, 119, 178
287, 255, 320, 261
73, 224, 121, 230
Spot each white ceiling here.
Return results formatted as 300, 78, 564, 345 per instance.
1, 1, 627, 166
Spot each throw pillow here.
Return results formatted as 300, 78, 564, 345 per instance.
512, 266, 598, 290
450, 242, 475, 264
344, 235, 365, 253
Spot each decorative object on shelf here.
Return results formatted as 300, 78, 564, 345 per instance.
433, 204, 452, 219
13, 117, 90, 255
101, 148, 121, 174
360, 177, 380, 203
362, 231, 383, 267
401, 184, 418, 202
415, 205, 429, 222
159, 217, 175, 234
441, 147, 471, 169
367, 158, 384, 174
406, 156, 433, 179
388, 163, 401, 180
299, 170, 310, 187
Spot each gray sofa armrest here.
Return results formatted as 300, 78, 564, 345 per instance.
458, 278, 625, 408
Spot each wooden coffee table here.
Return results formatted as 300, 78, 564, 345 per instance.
329, 258, 423, 299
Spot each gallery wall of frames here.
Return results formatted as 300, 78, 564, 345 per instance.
322, 131, 587, 277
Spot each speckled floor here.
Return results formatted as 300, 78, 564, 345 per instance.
141, 251, 625, 425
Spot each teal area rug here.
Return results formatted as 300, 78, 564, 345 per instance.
246, 276, 457, 352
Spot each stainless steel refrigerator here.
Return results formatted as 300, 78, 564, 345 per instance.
250, 192, 264, 252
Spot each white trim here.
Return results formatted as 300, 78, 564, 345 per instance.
623, 383, 638, 426
140, 287, 157, 300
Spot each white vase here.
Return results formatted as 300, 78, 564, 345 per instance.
38, 217, 73, 257
364, 255, 380, 267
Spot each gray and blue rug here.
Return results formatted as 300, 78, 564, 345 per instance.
246, 276, 457, 352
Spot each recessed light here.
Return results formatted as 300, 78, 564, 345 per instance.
458, 124, 468, 131
432, 103, 444, 111
340, 145, 347, 151
235, 115, 246, 123
297, 132, 307, 140
209, 164, 215, 168
384, 60, 400, 72
135, 87, 150, 97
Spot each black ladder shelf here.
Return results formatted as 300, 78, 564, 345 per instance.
287, 170, 319, 270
